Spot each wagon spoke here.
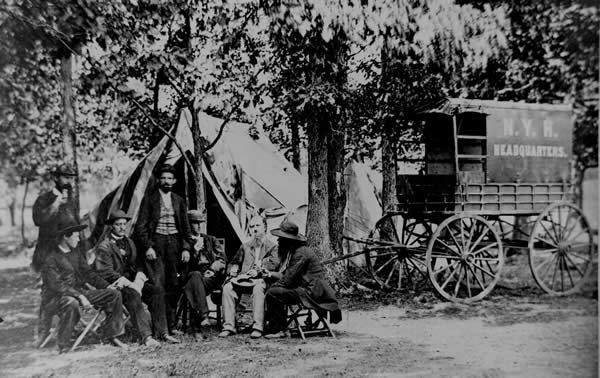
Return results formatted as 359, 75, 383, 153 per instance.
533, 254, 555, 273
440, 263, 460, 291
468, 227, 488, 254
539, 221, 559, 245
446, 225, 464, 253
384, 262, 397, 286
471, 242, 499, 256
563, 215, 583, 240
375, 256, 396, 274
466, 264, 472, 297
562, 255, 576, 289
467, 263, 486, 291
471, 261, 496, 279
472, 257, 501, 262
433, 260, 459, 276
533, 235, 558, 248
464, 219, 475, 253
454, 265, 465, 297
560, 252, 583, 278
434, 239, 461, 256
550, 253, 560, 290
567, 229, 588, 244
559, 256, 565, 291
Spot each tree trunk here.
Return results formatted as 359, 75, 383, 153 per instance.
290, 119, 302, 172
381, 130, 398, 214
190, 106, 207, 233
61, 55, 80, 218
327, 122, 346, 257
8, 196, 16, 227
21, 179, 29, 245
306, 120, 331, 262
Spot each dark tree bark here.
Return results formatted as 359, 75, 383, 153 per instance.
60, 55, 80, 217
306, 119, 331, 262
8, 196, 16, 227
20, 178, 29, 245
290, 119, 302, 172
327, 122, 346, 258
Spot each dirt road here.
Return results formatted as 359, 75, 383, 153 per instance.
0, 262, 597, 377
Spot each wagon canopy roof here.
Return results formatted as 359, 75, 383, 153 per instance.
413, 98, 572, 116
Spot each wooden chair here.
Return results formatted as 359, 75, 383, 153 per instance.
286, 303, 335, 340
38, 308, 104, 351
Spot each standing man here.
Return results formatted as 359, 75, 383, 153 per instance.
264, 219, 342, 339
32, 164, 78, 272
181, 210, 227, 337
41, 214, 125, 352
219, 214, 279, 339
134, 164, 192, 334
94, 210, 176, 345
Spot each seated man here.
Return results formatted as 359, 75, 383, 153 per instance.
264, 219, 342, 339
180, 210, 227, 336
94, 210, 178, 345
41, 214, 126, 352
219, 215, 280, 339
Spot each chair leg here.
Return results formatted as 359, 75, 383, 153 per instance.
39, 328, 56, 349
70, 311, 101, 352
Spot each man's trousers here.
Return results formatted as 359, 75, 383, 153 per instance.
265, 286, 305, 333
221, 279, 266, 332
183, 271, 223, 322
42, 288, 124, 350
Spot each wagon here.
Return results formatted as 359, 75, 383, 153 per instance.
360, 98, 595, 303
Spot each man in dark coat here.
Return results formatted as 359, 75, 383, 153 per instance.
41, 214, 125, 352
32, 164, 78, 272
134, 164, 192, 333
94, 210, 177, 345
264, 219, 342, 339
180, 210, 227, 337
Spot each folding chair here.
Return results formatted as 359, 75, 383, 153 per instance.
38, 308, 104, 351
176, 290, 223, 331
286, 303, 335, 341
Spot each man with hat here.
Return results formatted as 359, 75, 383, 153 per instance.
94, 210, 174, 346
263, 218, 342, 339
218, 214, 280, 339
41, 213, 126, 352
181, 209, 227, 337
32, 163, 79, 272
134, 164, 193, 334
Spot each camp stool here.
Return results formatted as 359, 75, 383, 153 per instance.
286, 303, 335, 340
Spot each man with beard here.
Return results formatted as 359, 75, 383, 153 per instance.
263, 219, 342, 339
134, 164, 192, 336
32, 164, 78, 272
94, 210, 173, 345
180, 210, 226, 338
41, 214, 126, 353
219, 214, 279, 339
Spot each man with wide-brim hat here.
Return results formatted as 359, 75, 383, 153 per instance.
263, 218, 342, 339
40, 213, 126, 352
133, 163, 193, 336
180, 209, 227, 338
94, 209, 174, 346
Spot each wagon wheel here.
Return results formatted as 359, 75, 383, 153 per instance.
366, 215, 432, 291
426, 214, 504, 303
528, 202, 594, 295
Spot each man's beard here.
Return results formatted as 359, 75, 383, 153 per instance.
159, 184, 172, 192
56, 182, 72, 192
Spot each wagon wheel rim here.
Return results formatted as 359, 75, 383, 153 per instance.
528, 202, 594, 295
426, 214, 504, 303
366, 216, 431, 291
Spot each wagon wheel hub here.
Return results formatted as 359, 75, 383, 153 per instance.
557, 242, 571, 255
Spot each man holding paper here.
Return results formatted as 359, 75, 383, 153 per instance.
94, 209, 177, 345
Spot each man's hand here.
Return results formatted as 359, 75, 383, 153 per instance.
247, 268, 259, 278
145, 247, 157, 260
181, 250, 190, 263
229, 266, 239, 277
79, 295, 92, 311
113, 276, 132, 289
204, 270, 215, 279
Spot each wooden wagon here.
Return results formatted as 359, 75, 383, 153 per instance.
360, 98, 595, 303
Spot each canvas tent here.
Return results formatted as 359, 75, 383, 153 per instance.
82, 109, 381, 261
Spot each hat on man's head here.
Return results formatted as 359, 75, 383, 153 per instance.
158, 164, 176, 175
270, 219, 306, 242
55, 213, 87, 238
52, 163, 77, 177
187, 210, 206, 223
107, 209, 131, 223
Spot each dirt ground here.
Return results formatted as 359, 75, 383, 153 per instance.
0, 250, 597, 378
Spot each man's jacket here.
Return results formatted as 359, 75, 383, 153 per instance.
230, 237, 279, 274
94, 234, 139, 283
41, 247, 109, 303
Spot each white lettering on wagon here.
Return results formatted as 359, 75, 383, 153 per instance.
493, 144, 567, 158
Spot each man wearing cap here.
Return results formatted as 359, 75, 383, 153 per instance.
218, 214, 279, 339
41, 214, 126, 352
181, 209, 227, 336
32, 164, 78, 272
263, 219, 342, 339
134, 164, 193, 333
94, 210, 175, 346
